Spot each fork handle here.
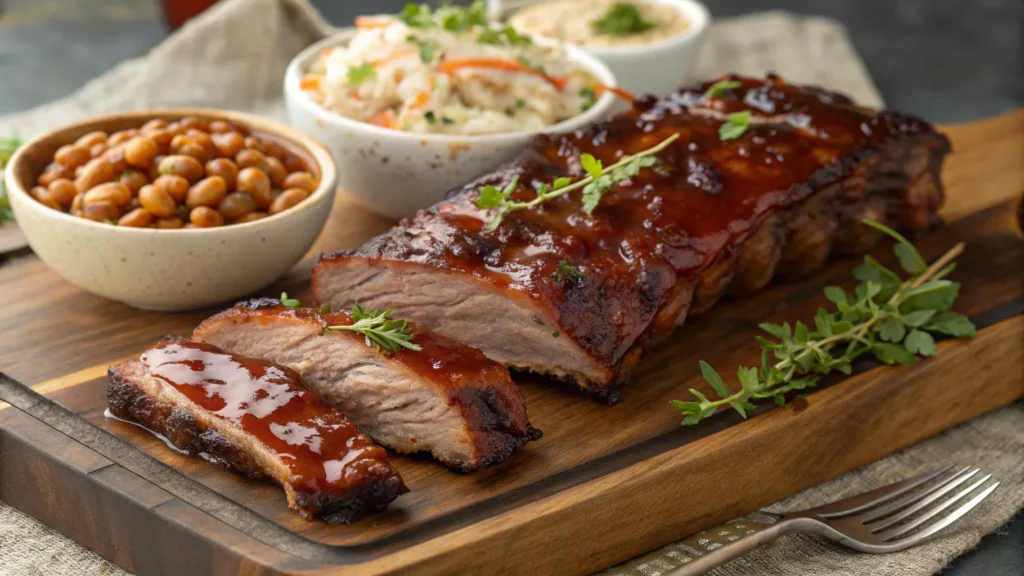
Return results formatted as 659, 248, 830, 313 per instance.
664, 518, 803, 576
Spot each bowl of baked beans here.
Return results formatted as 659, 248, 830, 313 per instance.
5, 109, 337, 310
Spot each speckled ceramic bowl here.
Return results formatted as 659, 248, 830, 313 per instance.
5, 109, 337, 311
284, 30, 618, 219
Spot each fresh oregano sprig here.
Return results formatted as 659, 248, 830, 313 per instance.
671, 220, 976, 425
475, 133, 679, 230
326, 303, 422, 352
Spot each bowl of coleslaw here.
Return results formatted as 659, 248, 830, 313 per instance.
284, 3, 621, 218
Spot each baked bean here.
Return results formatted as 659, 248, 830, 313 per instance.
89, 142, 107, 158
31, 186, 62, 210
186, 176, 227, 208
38, 163, 75, 187
153, 174, 190, 203
84, 182, 132, 207
125, 136, 159, 167
118, 208, 154, 228
148, 156, 166, 180
141, 119, 168, 133
236, 167, 272, 208
179, 116, 209, 133
154, 216, 184, 229
101, 144, 129, 173
234, 211, 268, 224
235, 149, 266, 170
165, 122, 186, 137
208, 120, 232, 134
108, 130, 138, 146
70, 193, 85, 216
231, 122, 249, 136
212, 132, 245, 158
182, 223, 198, 229
138, 184, 177, 217
47, 179, 79, 206
158, 155, 204, 183
284, 153, 308, 173
263, 141, 289, 163
189, 206, 223, 227
82, 201, 120, 223
75, 131, 107, 149
75, 158, 116, 192
262, 157, 287, 187
217, 192, 257, 220
149, 130, 174, 154
282, 171, 318, 194
127, 196, 141, 212
187, 130, 218, 159
269, 188, 308, 215
54, 145, 91, 169
205, 158, 239, 190
116, 170, 147, 194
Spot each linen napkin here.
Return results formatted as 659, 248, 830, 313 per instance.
1, 2, 1020, 576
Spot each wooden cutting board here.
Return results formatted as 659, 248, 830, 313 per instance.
1, 111, 1022, 576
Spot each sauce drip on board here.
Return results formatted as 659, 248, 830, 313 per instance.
141, 340, 391, 498
353, 75, 947, 366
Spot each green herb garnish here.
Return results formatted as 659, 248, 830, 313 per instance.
325, 303, 422, 352
0, 134, 22, 223
407, 36, 440, 63
515, 99, 526, 110
441, 116, 456, 125
477, 25, 532, 46
424, 111, 437, 124
438, 1, 487, 32
318, 303, 332, 314
475, 133, 678, 230
591, 2, 657, 37
579, 87, 597, 112
671, 221, 975, 425
398, 2, 433, 28
719, 110, 751, 141
703, 79, 742, 99
551, 260, 585, 283
515, 56, 545, 74
280, 292, 301, 307
347, 62, 376, 86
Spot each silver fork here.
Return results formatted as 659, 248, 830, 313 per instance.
669, 465, 999, 575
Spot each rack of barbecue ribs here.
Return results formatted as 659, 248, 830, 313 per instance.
193, 299, 541, 472
108, 339, 408, 521
311, 74, 951, 402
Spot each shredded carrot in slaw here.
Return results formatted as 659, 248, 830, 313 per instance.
409, 90, 432, 111
436, 58, 636, 103
370, 109, 398, 129
355, 16, 394, 29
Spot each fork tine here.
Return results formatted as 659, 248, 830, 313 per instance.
878, 474, 994, 541
804, 465, 959, 519
884, 481, 1000, 544
861, 467, 981, 528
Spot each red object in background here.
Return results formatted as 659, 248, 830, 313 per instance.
162, 0, 220, 30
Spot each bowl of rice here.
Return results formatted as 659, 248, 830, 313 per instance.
284, 2, 623, 218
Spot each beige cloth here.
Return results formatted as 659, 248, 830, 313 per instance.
1, 1, 1018, 575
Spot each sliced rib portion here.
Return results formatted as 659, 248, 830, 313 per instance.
312, 75, 951, 402
193, 300, 540, 472
107, 339, 406, 521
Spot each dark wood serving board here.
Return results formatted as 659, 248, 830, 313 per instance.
1, 111, 1022, 576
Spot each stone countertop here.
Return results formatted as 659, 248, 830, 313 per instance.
0, 0, 1020, 575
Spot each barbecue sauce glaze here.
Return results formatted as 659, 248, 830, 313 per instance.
141, 339, 394, 503
351, 75, 948, 368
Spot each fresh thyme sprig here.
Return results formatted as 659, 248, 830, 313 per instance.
280, 292, 301, 307
325, 303, 422, 353
703, 79, 741, 99
475, 133, 679, 230
671, 220, 976, 425
719, 110, 751, 141
0, 134, 23, 223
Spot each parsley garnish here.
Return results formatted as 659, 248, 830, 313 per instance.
703, 79, 741, 99
402, 1, 487, 32
347, 62, 376, 86
475, 133, 679, 230
477, 26, 532, 46
280, 292, 301, 307
719, 110, 751, 141
441, 116, 456, 125
325, 303, 422, 352
591, 2, 657, 37
672, 220, 975, 425
407, 36, 439, 63
515, 99, 526, 110
0, 135, 22, 223
398, 3, 433, 28
551, 261, 585, 283
424, 111, 436, 124
579, 87, 597, 113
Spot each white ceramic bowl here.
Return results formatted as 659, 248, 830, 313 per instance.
506, 0, 711, 98
5, 109, 337, 311
284, 31, 618, 219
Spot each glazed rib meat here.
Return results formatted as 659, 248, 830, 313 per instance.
107, 339, 407, 521
193, 299, 541, 472
311, 75, 951, 401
